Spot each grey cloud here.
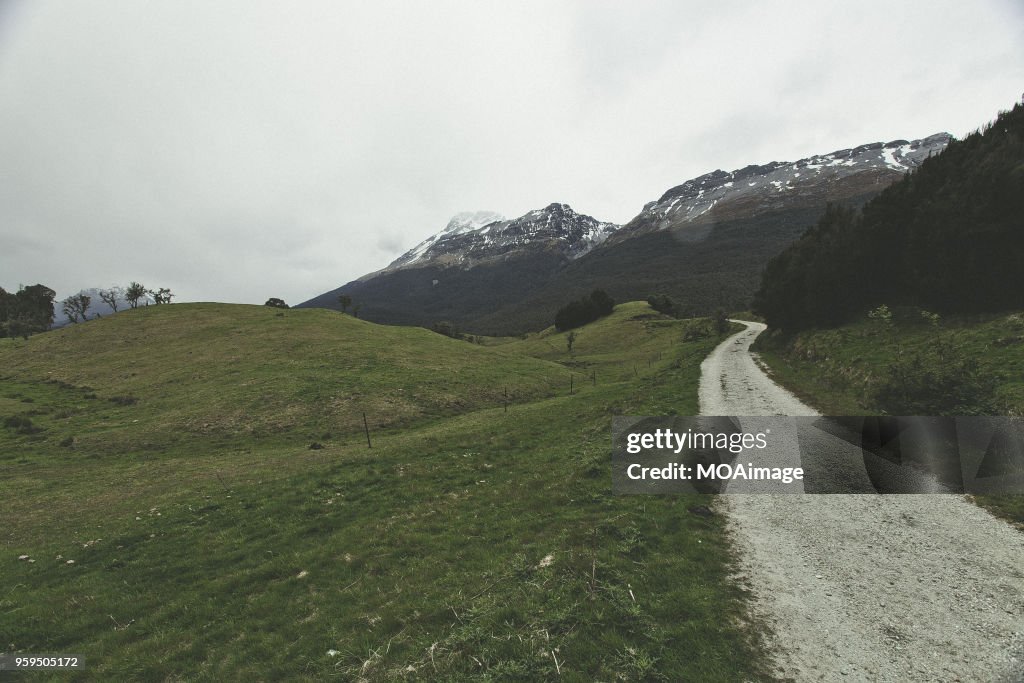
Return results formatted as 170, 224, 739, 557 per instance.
0, 1, 1021, 304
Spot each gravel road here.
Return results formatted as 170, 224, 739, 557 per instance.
700, 320, 1024, 682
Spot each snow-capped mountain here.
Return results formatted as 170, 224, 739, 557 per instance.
621, 133, 950, 236
383, 203, 618, 273
388, 210, 505, 270
445, 210, 507, 233
300, 131, 952, 335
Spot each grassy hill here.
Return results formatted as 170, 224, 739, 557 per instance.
1, 303, 768, 680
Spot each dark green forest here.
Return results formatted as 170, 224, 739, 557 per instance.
754, 102, 1024, 330
553, 289, 615, 331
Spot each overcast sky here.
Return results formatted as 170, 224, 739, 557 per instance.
1, 1, 1022, 305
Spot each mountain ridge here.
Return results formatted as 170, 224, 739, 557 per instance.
299, 132, 950, 334
754, 104, 1023, 329
379, 203, 618, 275
617, 132, 950, 238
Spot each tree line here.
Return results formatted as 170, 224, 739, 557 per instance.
753, 101, 1024, 330
0, 281, 174, 338
61, 282, 174, 324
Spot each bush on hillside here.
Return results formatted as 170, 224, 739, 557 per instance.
713, 309, 730, 334
869, 339, 999, 415
432, 321, 460, 339
4, 415, 42, 435
647, 294, 677, 316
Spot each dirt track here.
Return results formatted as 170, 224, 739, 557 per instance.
700, 320, 1024, 682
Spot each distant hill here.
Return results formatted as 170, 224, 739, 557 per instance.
301, 133, 949, 335
3, 303, 566, 440
754, 102, 1024, 330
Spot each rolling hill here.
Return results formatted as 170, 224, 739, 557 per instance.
0, 302, 767, 681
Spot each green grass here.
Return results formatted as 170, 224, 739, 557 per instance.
0, 303, 769, 680
753, 311, 1024, 526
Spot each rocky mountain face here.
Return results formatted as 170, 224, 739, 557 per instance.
384, 210, 506, 272
299, 133, 950, 334
384, 204, 618, 273
620, 133, 951, 237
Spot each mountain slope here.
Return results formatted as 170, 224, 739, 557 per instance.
301, 133, 949, 334
621, 133, 949, 237
299, 203, 619, 327
383, 210, 506, 273
386, 204, 617, 272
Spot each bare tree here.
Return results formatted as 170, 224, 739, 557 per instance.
99, 286, 124, 312
337, 294, 352, 313
567, 330, 577, 353
61, 298, 76, 323
61, 292, 91, 323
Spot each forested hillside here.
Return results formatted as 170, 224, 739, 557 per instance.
754, 102, 1024, 330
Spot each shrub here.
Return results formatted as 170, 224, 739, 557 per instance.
4, 415, 42, 434
869, 339, 999, 415
681, 320, 712, 341
431, 321, 459, 339
713, 309, 730, 334
867, 304, 893, 325
647, 293, 677, 316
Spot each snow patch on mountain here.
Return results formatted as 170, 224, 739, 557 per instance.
444, 210, 506, 235
391, 210, 505, 269
384, 204, 618, 272
636, 133, 951, 228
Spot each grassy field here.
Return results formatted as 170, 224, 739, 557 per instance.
1, 303, 769, 680
752, 311, 1024, 526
